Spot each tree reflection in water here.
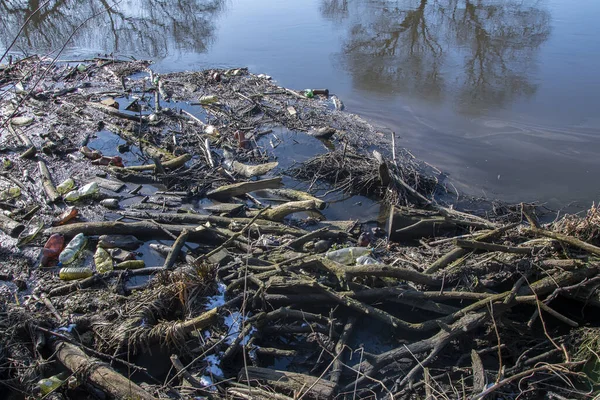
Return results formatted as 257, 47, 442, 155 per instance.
324, 0, 551, 113
0, 0, 225, 58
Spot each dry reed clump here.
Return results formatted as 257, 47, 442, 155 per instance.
554, 203, 600, 245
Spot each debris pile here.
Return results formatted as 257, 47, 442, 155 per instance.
1, 56, 600, 399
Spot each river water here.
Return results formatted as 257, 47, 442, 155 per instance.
2, 0, 599, 210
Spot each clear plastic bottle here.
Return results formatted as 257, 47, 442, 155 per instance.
94, 247, 113, 273
325, 247, 371, 265
17, 218, 44, 247
356, 255, 379, 265
64, 182, 99, 202
58, 233, 88, 264
59, 267, 93, 280
56, 178, 75, 195
199, 95, 218, 105
41, 234, 65, 267
100, 198, 119, 209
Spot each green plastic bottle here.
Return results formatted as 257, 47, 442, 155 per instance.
56, 178, 75, 195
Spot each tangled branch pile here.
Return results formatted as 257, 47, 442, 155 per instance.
0, 57, 599, 400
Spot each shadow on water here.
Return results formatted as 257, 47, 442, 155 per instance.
0, 0, 225, 58
325, 0, 551, 114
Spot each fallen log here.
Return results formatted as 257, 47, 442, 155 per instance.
53, 341, 155, 400
264, 188, 326, 210
248, 200, 322, 221
228, 160, 278, 178
45, 220, 222, 242
207, 177, 282, 199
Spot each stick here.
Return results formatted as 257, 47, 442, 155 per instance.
38, 160, 60, 203
528, 227, 600, 257
163, 229, 190, 270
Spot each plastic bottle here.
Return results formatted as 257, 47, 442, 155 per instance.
100, 198, 119, 209
37, 373, 66, 395
199, 95, 218, 105
41, 234, 65, 267
94, 247, 113, 273
56, 178, 75, 195
304, 89, 314, 98
17, 218, 44, 247
325, 247, 371, 265
0, 186, 21, 200
58, 233, 88, 265
59, 267, 93, 280
53, 207, 78, 226
356, 255, 379, 265
64, 182, 99, 202
115, 260, 145, 270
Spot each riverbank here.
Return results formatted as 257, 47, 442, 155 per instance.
1, 56, 599, 399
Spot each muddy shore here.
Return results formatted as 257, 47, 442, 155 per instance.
1, 56, 600, 399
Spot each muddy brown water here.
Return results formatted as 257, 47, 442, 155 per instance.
2, 0, 600, 212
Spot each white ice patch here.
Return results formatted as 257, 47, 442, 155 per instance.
204, 282, 226, 309
204, 354, 223, 377
199, 375, 213, 387
223, 311, 243, 344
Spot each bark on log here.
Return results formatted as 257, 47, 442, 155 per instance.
53, 341, 155, 400
207, 177, 282, 199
